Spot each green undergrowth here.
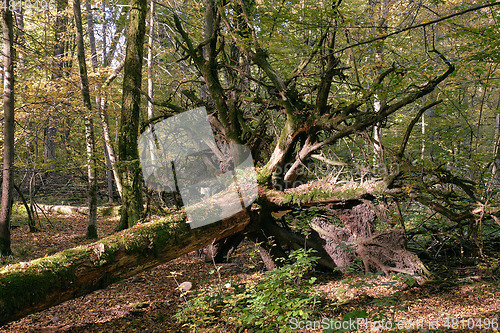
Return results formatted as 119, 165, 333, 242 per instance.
174, 248, 328, 333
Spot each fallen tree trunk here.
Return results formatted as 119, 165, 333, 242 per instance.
0, 209, 250, 326
0, 182, 373, 325
0, 179, 433, 326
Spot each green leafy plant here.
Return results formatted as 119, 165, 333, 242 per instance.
174, 248, 325, 332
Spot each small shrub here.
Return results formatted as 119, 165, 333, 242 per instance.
174, 248, 325, 332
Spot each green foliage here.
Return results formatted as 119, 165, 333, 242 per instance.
288, 207, 322, 237
174, 248, 325, 332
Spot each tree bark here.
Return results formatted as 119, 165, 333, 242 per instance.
73, 0, 98, 239
14, 5, 24, 69
103, 144, 115, 202
85, 0, 118, 203
117, 0, 148, 230
98, 97, 123, 199
147, 0, 154, 122
99, 61, 126, 200
93, 0, 126, 200
44, 0, 69, 170
146, 0, 156, 173
84, 115, 98, 239
0, 210, 251, 326
0, 0, 15, 256
492, 97, 500, 186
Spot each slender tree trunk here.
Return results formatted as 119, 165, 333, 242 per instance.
147, 0, 154, 122
369, 0, 388, 172
73, 0, 98, 239
101, 0, 107, 63
14, 4, 38, 232
103, 144, 115, 202
97, 62, 126, 201
421, 111, 426, 160
44, 0, 69, 171
493, 97, 500, 186
43, 120, 56, 170
99, 97, 123, 199
146, 0, 157, 193
14, 5, 25, 69
85, 0, 116, 202
84, 115, 98, 239
373, 121, 383, 166
85, 0, 123, 200
99, 64, 127, 201
117, 0, 148, 230
0, 0, 15, 255
200, 0, 215, 101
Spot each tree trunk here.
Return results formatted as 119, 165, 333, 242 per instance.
0, 0, 15, 256
99, 97, 123, 199
200, 0, 215, 101
84, 0, 114, 203
117, 0, 148, 230
146, 0, 156, 173
44, 0, 69, 171
97, 61, 126, 201
14, 5, 25, 69
421, 111, 425, 160
13, 184, 37, 233
101, 0, 107, 63
0, 180, 438, 325
84, 115, 98, 239
73, 0, 98, 239
492, 96, 500, 186
373, 121, 383, 161
103, 144, 115, 202
0, 210, 251, 325
258, 116, 302, 187
147, 0, 154, 122
85, 0, 121, 202
43, 118, 57, 170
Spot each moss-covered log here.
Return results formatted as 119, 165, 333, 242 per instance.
0, 210, 250, 326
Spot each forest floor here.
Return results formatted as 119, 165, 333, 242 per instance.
0, 208, 499, 332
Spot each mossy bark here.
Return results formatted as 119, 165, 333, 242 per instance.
0, 210, 251, 325
117, 0, 148, 230
258, 116, 301, 186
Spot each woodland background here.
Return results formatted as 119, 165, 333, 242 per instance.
0, 0, 499, 331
